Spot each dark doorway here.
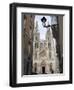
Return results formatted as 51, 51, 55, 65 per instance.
26, 62, 29, 75
42, 67, 45, 74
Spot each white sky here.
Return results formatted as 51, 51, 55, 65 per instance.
35, 15, 51, 40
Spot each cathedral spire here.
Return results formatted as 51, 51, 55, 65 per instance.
35, 21, 38, 32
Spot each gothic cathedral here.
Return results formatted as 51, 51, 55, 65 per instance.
33, 21, 59, 74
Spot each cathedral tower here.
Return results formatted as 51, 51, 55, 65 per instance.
33, 21, 40, 74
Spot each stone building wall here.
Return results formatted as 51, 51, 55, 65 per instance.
22, 14, 35, 75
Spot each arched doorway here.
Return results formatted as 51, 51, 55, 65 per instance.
33, 63, 37, 74
42, 66, 45, 74
41, 60, 46, 74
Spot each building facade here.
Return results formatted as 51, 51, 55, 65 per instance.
33, 21, 59, 74
51, 16, 63, 73
22, 14, 35, 75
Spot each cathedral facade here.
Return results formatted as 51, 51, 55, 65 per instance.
32, 21, 59, 74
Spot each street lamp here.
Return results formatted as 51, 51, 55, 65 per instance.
41, 16, 58, 28
41, 17, 50, 28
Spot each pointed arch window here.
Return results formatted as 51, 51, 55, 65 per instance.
48, 43, 51, 50
49, 51, 51, 59
35, 36, 38, 41
35, 52, 37, 59
35, 43, 38, 48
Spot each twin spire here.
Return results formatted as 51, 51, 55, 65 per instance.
35, 21, 38, 32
